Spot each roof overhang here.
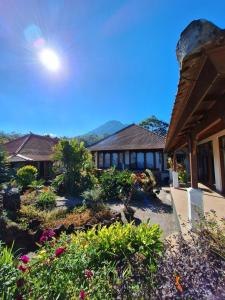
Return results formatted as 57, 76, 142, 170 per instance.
166, 41, 225, 152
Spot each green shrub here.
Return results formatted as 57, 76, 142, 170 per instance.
36, 189, 56, 210
100, 168, 135, 203
28, 179, 45, 191
14, 222, 162, 299
51, 174, 65, 194
16, 165, 38, 188
0, 242, 19, 299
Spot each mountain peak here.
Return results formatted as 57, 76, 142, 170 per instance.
88, 120, 127, 136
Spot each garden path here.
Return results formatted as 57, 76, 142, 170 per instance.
108, 188, 178, 238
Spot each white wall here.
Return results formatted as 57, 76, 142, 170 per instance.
198, 129, 225, 192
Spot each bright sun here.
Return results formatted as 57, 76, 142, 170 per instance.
39, 48, 60, 72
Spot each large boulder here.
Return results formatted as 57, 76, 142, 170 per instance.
176, 19, 225, 67
1, 188, 21, 211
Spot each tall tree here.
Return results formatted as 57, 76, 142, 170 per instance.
139, 115, 169, 136
53, 139, 93, 195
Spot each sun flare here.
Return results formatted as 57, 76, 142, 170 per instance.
39, 48, 60, 72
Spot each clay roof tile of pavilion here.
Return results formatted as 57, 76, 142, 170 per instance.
2, 133, 59, 162
88, 124, 165, 151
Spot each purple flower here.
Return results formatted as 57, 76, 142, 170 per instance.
19, 255, 30, 264
17, 278, 25, 288
39, 229, 55, 244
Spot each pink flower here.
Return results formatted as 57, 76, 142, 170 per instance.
20, 255, 30, 264
79, 289, 85, 300
84, 269, 93, 279
16, 294, 23, 300
55, 247, 65, 257
39, 229, 55, 244
18, 265, 27, 272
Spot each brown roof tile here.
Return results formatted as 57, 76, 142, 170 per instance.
3, 133, 58, 162
88, 124, 165, 151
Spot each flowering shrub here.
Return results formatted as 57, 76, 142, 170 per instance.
2, 214, 224, 299
132, 169, 156, 193
1, 222, 162, 299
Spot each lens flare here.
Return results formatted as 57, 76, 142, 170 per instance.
39, 48, 60, 72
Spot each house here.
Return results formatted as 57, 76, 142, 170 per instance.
165, 19, 225, 194
2, 133, 58, 179
88, 124, 167, 177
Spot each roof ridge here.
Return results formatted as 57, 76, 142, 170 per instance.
15, 134, 31, 154
87, 123, 135, 148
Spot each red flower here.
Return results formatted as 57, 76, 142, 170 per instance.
20, 255, 30, 264
16, 294, 23, 300
84, 269, 93, 279
79, 289, 85, 300
18, 265, 27, 272
55, 247, 65, 257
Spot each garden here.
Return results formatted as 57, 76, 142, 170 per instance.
0, 140, 225, 299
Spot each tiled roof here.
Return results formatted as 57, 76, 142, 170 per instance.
3, 133, 58, 162
88, 124, 165, 151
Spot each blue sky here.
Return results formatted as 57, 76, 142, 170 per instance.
1, 0, 225, 137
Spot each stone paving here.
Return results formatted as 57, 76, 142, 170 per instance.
108, 188, 178, 238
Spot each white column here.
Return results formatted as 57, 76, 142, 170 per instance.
187, 187, 203, 227
212, 137, 222, 192
172, 171, 179, 188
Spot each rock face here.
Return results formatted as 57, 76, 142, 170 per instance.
176, 19, 225, 67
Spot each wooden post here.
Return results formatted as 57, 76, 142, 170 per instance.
188, 134, 198, 189
173, 152, 177, 171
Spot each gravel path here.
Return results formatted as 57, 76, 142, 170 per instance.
108, 188, 178, 237
56, 188, 178, 238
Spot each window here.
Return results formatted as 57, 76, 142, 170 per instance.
137, 152, 144, 169
118, 152, 124, 169
155, 152, 162, 171
146, 152, 154, 169
104, 153, 110, 168
130, 152, 136, 169
112, 153, 118, 168
98, 152, 103, 169
125, 151, 129, 168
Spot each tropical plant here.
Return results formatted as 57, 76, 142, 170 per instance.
36, 189, 56, 210
0, 242, 19, 299
177, 163, 188, 184
81, 186, 103, 210
28, 179, 45, 191
16, 165, 38, 188
53, 139, 95, 195
51, 174, 65, 194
